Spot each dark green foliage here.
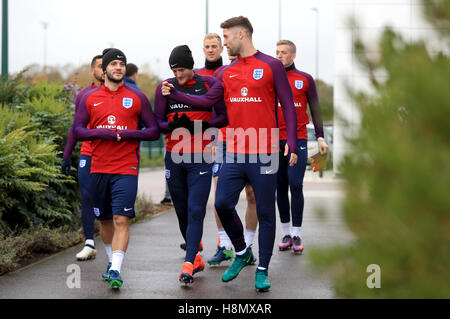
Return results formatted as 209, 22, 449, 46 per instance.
0, 76, 81, 234
309, 2, 450, 298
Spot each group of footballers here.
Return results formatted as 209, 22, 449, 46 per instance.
62, 16, 328, 292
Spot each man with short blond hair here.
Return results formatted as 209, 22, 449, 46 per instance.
195, 33, 224, 76
276, 39, 296, 53
275, 40, 328, 255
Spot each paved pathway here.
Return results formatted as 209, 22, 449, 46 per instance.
0, 169, 351, 299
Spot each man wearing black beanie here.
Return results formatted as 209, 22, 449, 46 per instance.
73, 47, 160, 290
102, 48, 127, 73
154, 44, 228, 286
169, 45, 194, 70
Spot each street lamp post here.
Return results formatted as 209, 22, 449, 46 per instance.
278, 0, 282, 40
205, 0, 209, 35
2, 0, 8, 80
41, 21, 48, 73
311, 7, 319, 90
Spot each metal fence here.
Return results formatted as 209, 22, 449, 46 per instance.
140, 136, 165, 159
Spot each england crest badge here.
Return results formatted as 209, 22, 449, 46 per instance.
253, 69, 264, 80
295, 80, 303, 89
122, 97, 133, 109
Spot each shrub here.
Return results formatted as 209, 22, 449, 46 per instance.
0, 77, 81, 234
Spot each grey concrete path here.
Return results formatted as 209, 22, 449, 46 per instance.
0, 169, 351, 299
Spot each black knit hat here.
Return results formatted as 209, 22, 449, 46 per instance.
169, 45, 194, 69
102, 48, 127, 71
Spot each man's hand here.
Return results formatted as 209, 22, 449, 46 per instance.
178, 113, 193, 128
162, 81, 174, 96
168, 112, 181, 131
284, 143, 298, 166
168, 113, 195, 132
318, 137, 328, 155
61, 158, 71, 176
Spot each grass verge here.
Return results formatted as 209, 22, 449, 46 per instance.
0, 194, 172, 276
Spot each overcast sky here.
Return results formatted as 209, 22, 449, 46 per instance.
2, 0, 335, 83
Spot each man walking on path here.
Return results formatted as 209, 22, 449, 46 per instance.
195, 33, 224, 76
207, 49, 258, 267
161, 16, 298, 292
275, 40, 328, 255
154, 45, 228, 285
73, 48, 160, 289
61, 54, 104, 261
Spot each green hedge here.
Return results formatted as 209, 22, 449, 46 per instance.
0, 74, 81, 234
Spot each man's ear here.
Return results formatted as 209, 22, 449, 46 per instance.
238, 29, 244, 40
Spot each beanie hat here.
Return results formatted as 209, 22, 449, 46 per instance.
102, 48, 127, 71
169, 45, 194, 69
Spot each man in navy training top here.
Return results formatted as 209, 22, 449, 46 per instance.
61, 54, 104, 261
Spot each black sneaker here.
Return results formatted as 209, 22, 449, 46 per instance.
160, 197, 172, 205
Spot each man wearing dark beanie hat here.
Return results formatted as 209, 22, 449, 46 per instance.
169, 45, 194, 70
154, 44, 228, 286
102, 48, 127, 72
73, 47, 160, 290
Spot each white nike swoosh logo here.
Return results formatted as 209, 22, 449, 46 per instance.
195, 89, 202, 92
170, 64, 177, 68
124, 208, 133, 211
93, 102, 104, 106
200, 171, 208, 175
229, 74, 239, 78
265, 169, 274, 174
300, 146, 306, 150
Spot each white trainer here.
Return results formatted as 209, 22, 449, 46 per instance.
76, 245, 97, 261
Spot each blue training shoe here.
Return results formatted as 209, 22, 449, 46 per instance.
207, 246, 234, 265
101, 262, 112, 281
108, 270, 123, 289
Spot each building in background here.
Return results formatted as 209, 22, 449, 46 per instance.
332, 0, 443, 174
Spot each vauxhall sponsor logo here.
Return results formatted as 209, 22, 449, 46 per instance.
170, 103, 190, 110
229, 87, 262, 103
96, 114, 128, 130
278, 102, 302, 107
